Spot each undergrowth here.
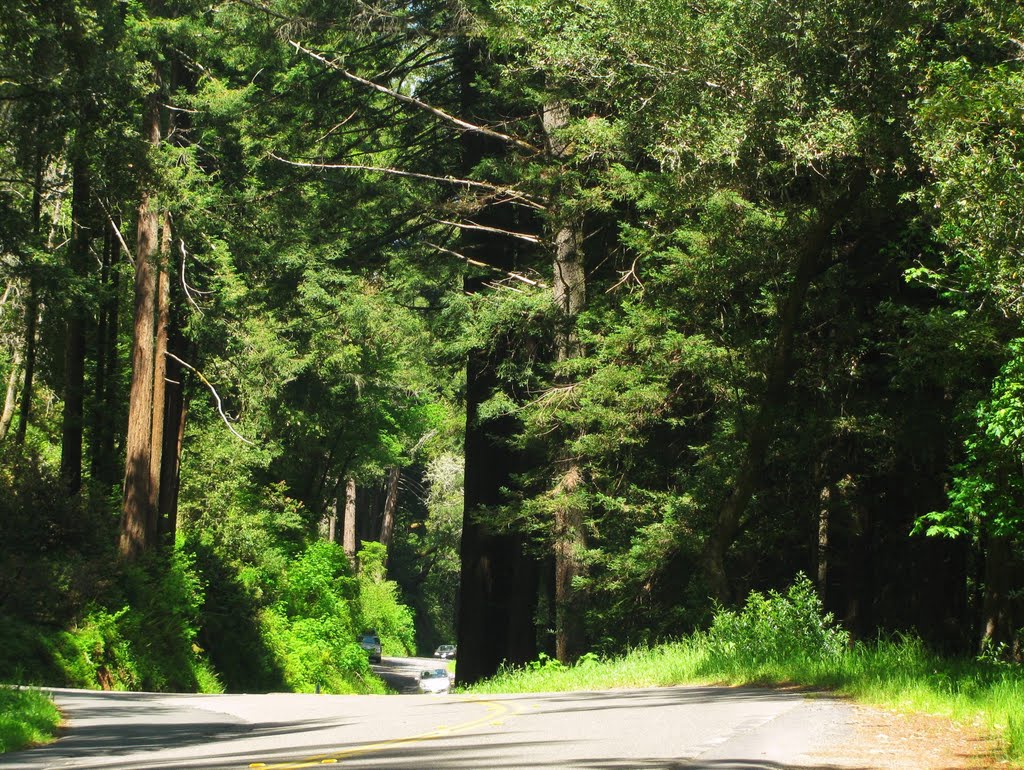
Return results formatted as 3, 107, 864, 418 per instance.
0, 689, 60, 754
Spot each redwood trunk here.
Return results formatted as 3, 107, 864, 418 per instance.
455, 41, 540, 685
544, 99, 589, 663
120, 94, 161, 560
147, 211, 171, 543
14, 279, 38, 446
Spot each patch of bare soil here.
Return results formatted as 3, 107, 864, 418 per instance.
815, 703, 1005, 770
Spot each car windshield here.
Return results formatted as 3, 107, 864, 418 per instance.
421, 669, 447, 679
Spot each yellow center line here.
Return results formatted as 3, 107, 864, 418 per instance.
249, 698, 521, 769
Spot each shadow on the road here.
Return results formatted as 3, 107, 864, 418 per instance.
445, 685, 812, 718
37, 733, 913, 770
0, 691, 353, 770
0, 719, 979, 770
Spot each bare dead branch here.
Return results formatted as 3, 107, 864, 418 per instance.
435, 218, 542, 244
178, 240, 208, 316
289, 40, 539, 154
606, 256, 645, 294
270, 153, 545, 209
423, 241, 547, 288
165, 352, 255, 445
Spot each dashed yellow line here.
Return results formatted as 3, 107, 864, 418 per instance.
249, 698, 519, 769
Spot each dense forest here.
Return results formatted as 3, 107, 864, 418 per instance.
1, 0, 1022, 693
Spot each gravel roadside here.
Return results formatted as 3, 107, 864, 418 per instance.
810, 703, 1004, 769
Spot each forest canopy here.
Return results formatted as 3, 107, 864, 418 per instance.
0, 0, 1022, 691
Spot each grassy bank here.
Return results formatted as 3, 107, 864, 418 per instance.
466, 579, 1024, 766
0, 689, 61, 754
467, 636, 1022, 761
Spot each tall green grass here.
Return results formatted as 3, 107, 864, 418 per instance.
466, 575, 1024, 766
0, 689, 61, 754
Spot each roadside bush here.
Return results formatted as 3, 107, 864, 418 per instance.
260, 541, 384, 693
702, 572, 849, 672
0, 688, 60, 754
356, 542, 416, 657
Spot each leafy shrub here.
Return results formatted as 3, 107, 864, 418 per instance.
48, 606, 139, 689
356, 542, 416, 657
703, 573, 849, 670
259, 541, 384, 693
0, 688, 60, 754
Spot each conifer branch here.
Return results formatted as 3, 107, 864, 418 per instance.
288, 41, 539, 154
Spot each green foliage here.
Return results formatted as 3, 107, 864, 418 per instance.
0, 542, 218, 693
702, 574, 850, 672
0, 688, 60, 754
916, 339, 1024, 540
357, 542, 416, 657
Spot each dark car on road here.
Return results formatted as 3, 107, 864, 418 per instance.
359, 633, 382, 663
433, 644, 456, 659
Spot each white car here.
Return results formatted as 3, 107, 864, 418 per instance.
417, 668, 451, 694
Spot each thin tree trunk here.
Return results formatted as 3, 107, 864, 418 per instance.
979, 532, 1021, 655
817, 483, 831, 600
379, 466, 401, 553
16, 149, 47, 446
328, 478, 341, 543
0, 280, 21, 438
343, 477, 357, 563
158, 364, 188, 545
92, 219, 121, 486
120, 93, 161, 560
14, 279, 38, 446
0, 348, 22, 442
60, 153, 93, 494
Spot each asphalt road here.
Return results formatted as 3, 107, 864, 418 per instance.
0, 660, 864, 770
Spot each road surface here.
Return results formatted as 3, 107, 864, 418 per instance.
0, 660, 866, 770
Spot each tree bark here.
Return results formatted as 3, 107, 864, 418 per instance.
15, 148, 48, 446
328, 479, 339, 544
979, 532, 1022, 656
157, 321, 188, 547
0, 279, 23, 441
817, 482, 831, 601
0, 348, 22, 442
91, 219, 121, 487
379, 466, 401, 554
455, 40, 540, 686
158, 366, 187, 546
60, 153, 93, 495
543, 99, 589, 663
14, 277, 39, 447
343, 477, 357, 562
147, 210, 171, 543
119, 92, 162, 560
